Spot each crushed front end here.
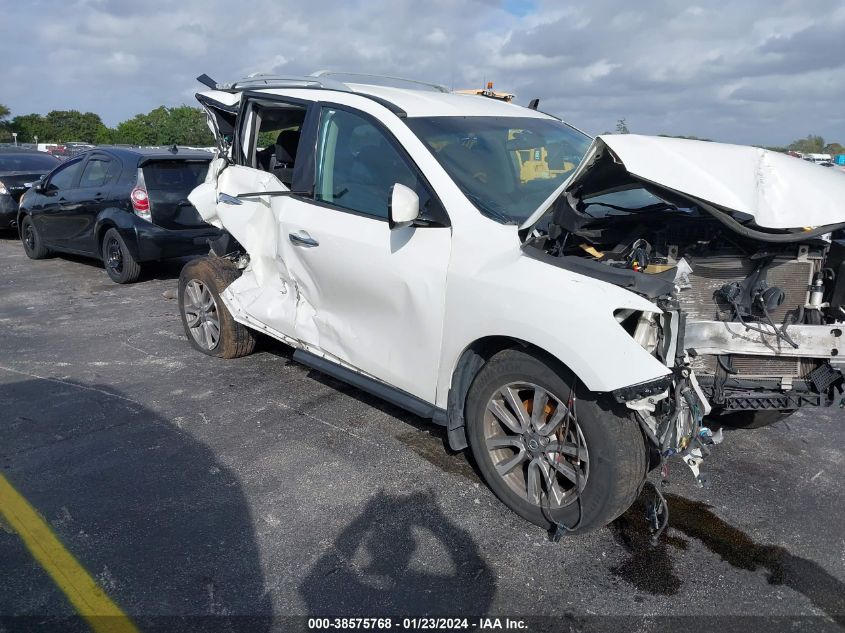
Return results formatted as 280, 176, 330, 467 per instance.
521, 137, 845, 489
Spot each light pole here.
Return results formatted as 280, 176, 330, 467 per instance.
11, 132, 17, 147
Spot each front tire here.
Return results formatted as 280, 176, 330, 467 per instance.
178, 256, 256, 359
20, 215, 50, 259
466, 349, 647, 534
102, 228, 141, 284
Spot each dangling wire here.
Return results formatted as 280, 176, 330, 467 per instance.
548, 379, 584, 542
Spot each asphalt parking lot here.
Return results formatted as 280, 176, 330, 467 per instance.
0, 234, 843, 632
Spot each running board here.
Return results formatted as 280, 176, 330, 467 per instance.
292, 350, 447, 425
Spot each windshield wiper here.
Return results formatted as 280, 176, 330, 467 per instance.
463, 191, 516, 225
581, 201, 680, 214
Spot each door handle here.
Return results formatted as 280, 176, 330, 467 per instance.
289, 231, 319, 247
217, 192, 243, 205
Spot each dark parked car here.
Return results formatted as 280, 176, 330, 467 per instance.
0, 149, 61, 229
18, 147, 221, 283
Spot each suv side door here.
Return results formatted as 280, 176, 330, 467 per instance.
207, 95, 313, 342
278, 104, 452, 402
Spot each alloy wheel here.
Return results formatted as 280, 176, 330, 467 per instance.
483, 382, 588, 508
183, 279, 221, 350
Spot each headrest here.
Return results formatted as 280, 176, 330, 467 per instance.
274, 130, 301, 166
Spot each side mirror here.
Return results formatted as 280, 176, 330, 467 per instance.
388, 183, 419, 230
34, 175, 47, 193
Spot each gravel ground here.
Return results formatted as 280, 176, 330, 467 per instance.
0, 234, 842, 632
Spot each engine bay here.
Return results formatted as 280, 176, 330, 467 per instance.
524, 187, 845, 497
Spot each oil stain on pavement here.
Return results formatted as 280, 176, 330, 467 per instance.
611, 492, 845, 625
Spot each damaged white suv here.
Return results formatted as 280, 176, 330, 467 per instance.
182, 72, 845, 534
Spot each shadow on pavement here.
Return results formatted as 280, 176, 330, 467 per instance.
300, 489, 496, 617
0, 378, 272, 631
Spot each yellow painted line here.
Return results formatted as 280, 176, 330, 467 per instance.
0, 473, 139, 633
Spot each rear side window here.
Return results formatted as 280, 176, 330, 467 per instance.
79, 157, 118, 188
142, 161, 209, 192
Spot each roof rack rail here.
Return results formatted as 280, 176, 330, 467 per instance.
311, 70, 449, 93
213, 73, 352, 92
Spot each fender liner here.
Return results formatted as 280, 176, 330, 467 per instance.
94, 208, 141, 261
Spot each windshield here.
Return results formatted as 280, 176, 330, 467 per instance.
406, 116, 591, 223
0, 153, 60, 172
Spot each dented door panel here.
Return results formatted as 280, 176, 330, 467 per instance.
279, 196, 451, 402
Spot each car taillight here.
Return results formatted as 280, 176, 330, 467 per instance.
131, 168, 152, 221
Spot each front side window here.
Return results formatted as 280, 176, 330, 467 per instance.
79, 157, 115, 188
406, 116, 591, 224
45, 158, 83, 192
315, 107, 435, 220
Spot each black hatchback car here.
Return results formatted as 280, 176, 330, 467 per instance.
18, 147, 221, 283
0, 148, 61, 229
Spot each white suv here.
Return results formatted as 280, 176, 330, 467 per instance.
181, 72, 845, 534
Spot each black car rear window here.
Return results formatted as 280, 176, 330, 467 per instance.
142, 160, 209, 191
0, 153, 60, 172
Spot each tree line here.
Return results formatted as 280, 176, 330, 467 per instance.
0, 103, 214, 147
2, 104, 843, 155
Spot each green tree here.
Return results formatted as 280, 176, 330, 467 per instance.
788, 134, 825, 154
42, 110, 109, 143
0, 104, 10, 142
615, 118, 630, 134
112, 106, 213, 146
823, 142, 844, 155
9, 113, 47, 142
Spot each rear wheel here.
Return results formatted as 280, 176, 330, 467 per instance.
102, 228, 141, 284
178, 256, 255, 359
466, 349, 647, 534
20, 216, 50, 259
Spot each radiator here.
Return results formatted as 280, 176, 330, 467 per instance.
680, 255, 816, 379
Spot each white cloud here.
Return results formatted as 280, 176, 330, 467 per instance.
2, 0, 844, 145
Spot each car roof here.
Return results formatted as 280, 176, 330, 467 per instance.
0, 147, 49, 155
231, 83, 555, 119
346, 84, 554, 119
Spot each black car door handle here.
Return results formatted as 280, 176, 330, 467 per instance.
289, 231, 319, 247
93, 193, 105, 200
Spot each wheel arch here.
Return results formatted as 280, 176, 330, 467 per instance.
94, 209, 139, 261
444, 335, 576, 451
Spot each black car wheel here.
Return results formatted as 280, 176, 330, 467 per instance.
101, 228, 141, 284
19, 215, 51, 259
465, 349, 647, 534
178, 257, 256, 359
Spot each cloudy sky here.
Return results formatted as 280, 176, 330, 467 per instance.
3, 0, 844, 145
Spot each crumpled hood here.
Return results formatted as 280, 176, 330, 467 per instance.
521, 134, 845, 232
